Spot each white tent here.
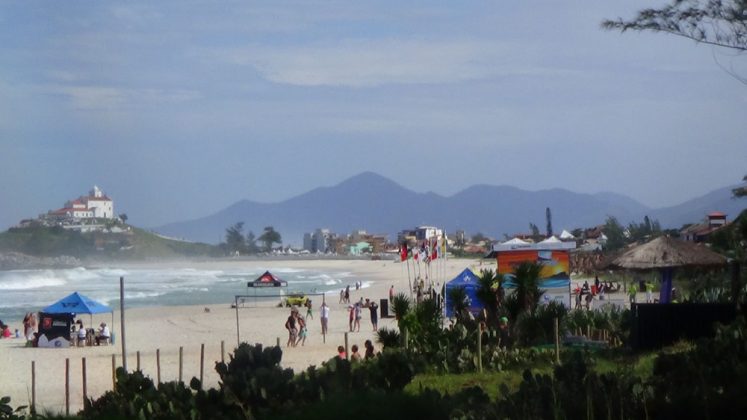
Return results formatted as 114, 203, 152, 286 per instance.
492, 237, 532, 251
559, 229, 575, 240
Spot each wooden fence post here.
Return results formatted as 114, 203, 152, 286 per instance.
31, 361, 36, 414
136, 351, 141, 371
179, 346, 183, 384
65, 358, 70, 416
156, 349, 161, 387
200, 343, 205, 387
344, 332, 349, 360
221, 340, 225, 363
554, 318, 560, 364
111, 354, 116, 388
82, 357, 88, 403
477, 328, 483, 373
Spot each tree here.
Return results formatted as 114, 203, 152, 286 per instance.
118, 213, 128, 224
471, 232, 489, 244
602, 1, 747, 52
529, 223, 542, 242
603, 216, 627, 251
733, 174, 747, 197
512, 262, 544, 314
245, 230, 259, 254
225, 222, 246, 255
258, 226, 281, 252
602, 0, 747, 83
546, 207, 553, 237
476, 268, 502, 323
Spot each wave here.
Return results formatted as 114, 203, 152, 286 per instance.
0, 273, 67, 291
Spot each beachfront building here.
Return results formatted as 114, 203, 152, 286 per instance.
398, 226, 443, 245
681, 211, 729, 243
303, 228, 334, 253
44, 185, 115, 222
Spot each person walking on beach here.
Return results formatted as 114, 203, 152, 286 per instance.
389, 285, 395, 303
285, 308, 298, 347
305, 299, 313, 320
344, 285, 350, 304
320, 301, 330, 334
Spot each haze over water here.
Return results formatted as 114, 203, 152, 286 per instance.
0, 265, 363, 323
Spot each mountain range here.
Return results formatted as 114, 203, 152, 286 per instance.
153, 172, 746, 245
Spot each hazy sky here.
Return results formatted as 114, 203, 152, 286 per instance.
1, 1, 745, 230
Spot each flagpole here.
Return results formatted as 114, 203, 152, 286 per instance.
406, 249, 413, 300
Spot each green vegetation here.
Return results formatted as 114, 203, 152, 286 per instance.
0, 225, 220, 260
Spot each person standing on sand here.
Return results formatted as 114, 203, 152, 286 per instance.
389, 285, 394, 303
296, 315, 307, 346
344, 285, 350, 304
364, 340, 375, 359
348, 305, 354, 332
320, 301, 330, 335
285, 308, 298, 347
368, 299, 378, 331
353, 302, 362, 332
628, 283, 638, 305
350, 344, 362, 362
305, 299, 313, 320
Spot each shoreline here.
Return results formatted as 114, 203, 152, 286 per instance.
0, 258, 481, 413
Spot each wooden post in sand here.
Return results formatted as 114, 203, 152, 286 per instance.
111, 354, 116, 388
276, 337, 280, 348
82, 357, 88, 402
200, 343, 205, 386
234, 296, 240, 347
221, 340, 225, 363
31, 361, 36, 414
136, 351, 141, 371
156, 349, 161, 386
344, 332, 349, 361
179, 346, 184, 384
120, 276, 128, 372
65, 358, 70, 416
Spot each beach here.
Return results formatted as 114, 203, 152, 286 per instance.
0, 258, 481, 414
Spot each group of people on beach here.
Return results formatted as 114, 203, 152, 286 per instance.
337, 339, 377, 362
347, 298, 378, 332
284, 306, 308, 347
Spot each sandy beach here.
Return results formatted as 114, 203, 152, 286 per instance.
0, 258, 483, 414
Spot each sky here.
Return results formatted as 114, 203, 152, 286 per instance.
1, 0, 746, 230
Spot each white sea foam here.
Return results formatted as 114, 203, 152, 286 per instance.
0, 272, 67, 290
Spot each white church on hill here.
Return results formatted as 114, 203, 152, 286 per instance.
49, 185, 115, 220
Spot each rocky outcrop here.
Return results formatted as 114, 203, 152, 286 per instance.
0, 252, 81, 270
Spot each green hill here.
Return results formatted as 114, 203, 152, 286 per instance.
0, 224, 221, 260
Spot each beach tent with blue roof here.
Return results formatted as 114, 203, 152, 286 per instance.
43, 292, 113, 315
444, 268, 484, 317
39, 292, 114, 348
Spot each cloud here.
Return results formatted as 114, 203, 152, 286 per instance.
222, 38, 564, 87
43, 84, 201, 110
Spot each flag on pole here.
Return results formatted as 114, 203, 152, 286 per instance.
400, 242, 408, 262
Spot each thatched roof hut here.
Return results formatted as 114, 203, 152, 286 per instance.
608, 236, 727, 270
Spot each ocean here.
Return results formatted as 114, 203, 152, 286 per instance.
0, 265, 365, 323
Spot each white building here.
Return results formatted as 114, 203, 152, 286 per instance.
49, 185, 115, 220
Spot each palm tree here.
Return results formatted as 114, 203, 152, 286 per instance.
513, 262, 544, 314
476, 268, 501, 323
391, 293, 411, 321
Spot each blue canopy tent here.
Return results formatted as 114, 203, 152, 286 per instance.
43, 292, 113, 315
42, 292, 114, 342
444, 268, 484, 318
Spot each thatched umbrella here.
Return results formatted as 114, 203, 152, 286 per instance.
608, 236, 727, 303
